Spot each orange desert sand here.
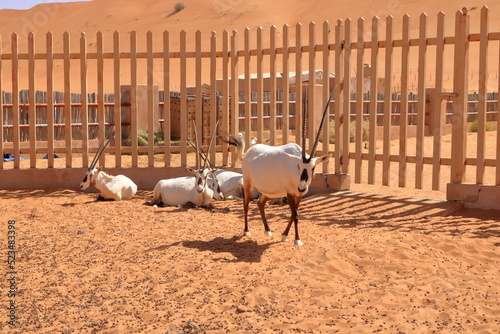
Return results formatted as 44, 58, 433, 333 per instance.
1, 0, 500, 333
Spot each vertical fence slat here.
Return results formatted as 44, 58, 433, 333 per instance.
368, 17, 379, 184
230, 30, 238, 166
334, 20, 343, 172
354, 17, 365, 183
28, 32, 36, 167
269, 25, 277, 146
130, 31, 139, 167
46, 32, 55, 168
295, 23, 303, 144
476, 6, 488, 184
147, 31, 155, 167
80, 32, 89, 168
0, 34, 3, 170
180, 30, 188, 166
256, 27, 264, 144
195, 30, 202, 161
221, 30, 229, 166
11, 33, 20, 168
97, 32, 105, 166
244, 27, 251, 148
63, 31, 72, 168
450, 9, 469, 184
322, 20, 330, 172
432, 12, 446, 190
399, 15, 410, 188
114, 31, 122, 167
308, 22, 317, 153
282, 24, 290, 145
382, 16, 393, 186
415, 13, 427, 189
163, 30, 170, 167
210, 31, 217, 164
342, 19, 351, 175
497, 25, 500, 185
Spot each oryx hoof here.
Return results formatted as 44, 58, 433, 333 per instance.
265, 231, 272, 237
281, 235, 288, 242
294, 240, 304, 246
244, 231, 252, 237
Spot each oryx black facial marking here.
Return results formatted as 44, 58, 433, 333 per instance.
300, 168, 309, 183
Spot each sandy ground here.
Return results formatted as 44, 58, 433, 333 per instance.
0, 186, 499, 333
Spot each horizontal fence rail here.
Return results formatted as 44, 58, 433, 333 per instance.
1, 6, 500, 194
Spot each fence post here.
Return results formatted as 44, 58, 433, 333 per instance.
12, 33, 20, 169
334, 19, 344, 174
120, 85, 159, 141
450, 8, 469, 184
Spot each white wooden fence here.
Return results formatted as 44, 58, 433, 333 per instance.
1, 6, 500, 198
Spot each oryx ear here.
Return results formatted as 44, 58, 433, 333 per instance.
186, 166, 197, 174
284, 153, 303, 165
312, 154, 331, 166
210, 167, 218, 174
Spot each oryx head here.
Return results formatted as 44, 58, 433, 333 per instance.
187, 120, 222, 198
80, 139, 110, 190
208, 172, 224, 200
291, 85, 338, 194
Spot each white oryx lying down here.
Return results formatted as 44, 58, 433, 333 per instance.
208, 169, 260, 200
80, 139, 138, 201
241, 83, 340, 245
151, 121, 222, 208
151, 168, 220, 207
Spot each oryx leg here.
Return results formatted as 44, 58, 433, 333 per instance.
257, 195, 272, 236
281, 194, 303, 246
242, 178, 253, 237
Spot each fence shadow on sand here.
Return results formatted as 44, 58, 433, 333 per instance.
301, 191, 500, 240
227, 191, 500, 241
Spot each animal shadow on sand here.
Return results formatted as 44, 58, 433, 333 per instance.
145, 235, 275, 263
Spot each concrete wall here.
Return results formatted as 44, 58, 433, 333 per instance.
0, 167, 350, 198
447, 183, 500, 210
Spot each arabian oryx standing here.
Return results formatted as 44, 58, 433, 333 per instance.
150, 121, 221, 207
242, 84, 340, 245
80, 139, 138, 200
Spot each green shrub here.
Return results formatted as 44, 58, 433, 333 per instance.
324, 118, 369, 144
470, 119, 495, 132
123, 130, 165, 147
174, 2, 185, 12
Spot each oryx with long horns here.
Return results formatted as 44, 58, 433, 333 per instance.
241, 84, 340, 245
150, 121, 220, 207
80, 139, 138, 201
